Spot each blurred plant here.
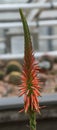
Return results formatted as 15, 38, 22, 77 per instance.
18, 9, 42, 130
0, 71, 5, 80
6, 61, 22, 74
0, 60, 5, 68
39, 55, 53, 72
9, 71, 21, 85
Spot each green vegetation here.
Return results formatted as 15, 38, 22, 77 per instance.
6, 61, 22, 74
9, 71, 21, 85
0, 71, 4, 80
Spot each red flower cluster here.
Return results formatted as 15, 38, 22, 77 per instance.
19, 49, 41, 113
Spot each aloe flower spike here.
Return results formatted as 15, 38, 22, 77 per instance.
19, 9, 41, 130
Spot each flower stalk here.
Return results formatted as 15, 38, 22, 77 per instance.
19, 9, 41, 130
29, 111, 36, 130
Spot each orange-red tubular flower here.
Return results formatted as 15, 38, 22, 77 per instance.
19, 9, 41, 114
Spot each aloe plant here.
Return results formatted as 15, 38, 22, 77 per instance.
18, 9, 41, 130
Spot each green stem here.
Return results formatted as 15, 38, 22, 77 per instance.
29, 111, 36, 130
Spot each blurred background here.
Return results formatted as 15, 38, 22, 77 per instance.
0, 0, 57, 55
0, 0, 57, 130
